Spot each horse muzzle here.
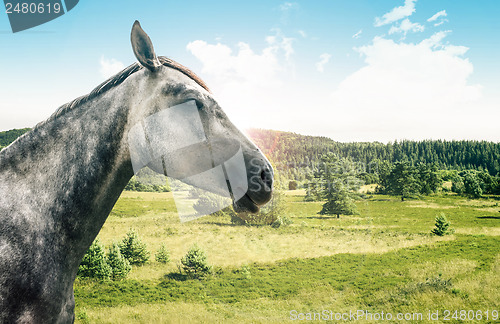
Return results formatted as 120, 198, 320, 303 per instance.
233, 156, 273, 213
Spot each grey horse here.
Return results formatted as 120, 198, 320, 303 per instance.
0, 21, 273, 323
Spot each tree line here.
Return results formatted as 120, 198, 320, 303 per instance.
248, 129, 500, 177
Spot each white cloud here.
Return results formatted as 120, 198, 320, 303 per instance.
327, 33, 487, 141
187, 40, 280, 87
427, 10, 447, 22
315, 53, 331, 73
427, 10, 448, 27
352, 30, 363, 39
374, 0, 417, 27
267, 29, 294, 61
279, 2, 297, 11
298, 30, 307, 38
183, 4, 498, 142
185, 30, 293, 82
186, 32, 297, 130
279, 2, 298, 24
388, 18, 424, 37
99, 57, 125, 79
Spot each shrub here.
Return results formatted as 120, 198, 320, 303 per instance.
125, 168, 171, 192
237, 189, 286, 226
76, 309, 90, 324
78, 239, 111, 280
463, 171, 483, 198
155, 244, 171, 264
271, 215, 293, 228
288, 180, 298, 190
417, 275, 452, 292
451, 176, 465, 194
125, 177, 170, 192
431, 213, 454, 236
107, 243, 131, 280
240, 265, 251, 279
119, 229, 150, 265
181, 244, 212, 278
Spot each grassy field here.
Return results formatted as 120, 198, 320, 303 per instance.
74, 190, 499, 323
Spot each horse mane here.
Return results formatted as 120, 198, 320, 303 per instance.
0, 57, 211, 153
50, 56, 210, 121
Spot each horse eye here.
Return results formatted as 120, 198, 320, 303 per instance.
193, 100, 203, 110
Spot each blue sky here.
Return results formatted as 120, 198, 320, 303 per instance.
1, 0, 499, 142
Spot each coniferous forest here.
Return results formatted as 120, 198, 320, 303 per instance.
247, 129, 500, 176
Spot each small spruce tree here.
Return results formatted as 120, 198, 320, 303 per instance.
155, 244, 171, 264
181, 244, 212, 278
78, 239, 111, 280
431, 213, 453, 236
107, 243, 131, 280
119, 229, 150, 265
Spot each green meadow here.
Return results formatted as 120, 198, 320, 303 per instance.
74, 190, 499, 323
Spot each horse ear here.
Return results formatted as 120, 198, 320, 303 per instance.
131, 21, 161, 72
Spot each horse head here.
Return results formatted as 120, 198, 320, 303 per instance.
126, 21, 273, 214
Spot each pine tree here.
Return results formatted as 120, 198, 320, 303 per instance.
181, 244, 212, 279
78, 239, 111, 280
119, 229, 150, 265
431, 213, 453, 236
319, 183, 357, 218
155, 244, 171, 264
417, 163, 440, 194
387, 161, 420, 201
107, 243, 131, 280
315, 153, 362, 217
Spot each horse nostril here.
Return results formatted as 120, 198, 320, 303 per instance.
260, 168, 273, 187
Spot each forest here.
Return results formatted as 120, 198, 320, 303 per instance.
247, 129, 500, 177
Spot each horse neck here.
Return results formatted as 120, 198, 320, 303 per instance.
0, 87, 134, 262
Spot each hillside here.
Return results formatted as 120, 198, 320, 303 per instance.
0, 128, 30, 149
247, 129, 500, 176
2, 128, 500, 176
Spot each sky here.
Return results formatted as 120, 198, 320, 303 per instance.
0, 0, 499, 143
